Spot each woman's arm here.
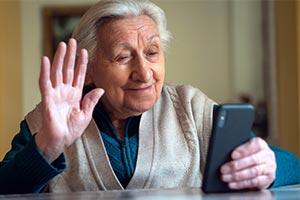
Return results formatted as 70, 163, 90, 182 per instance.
0, 120, 66, 194
269, 145, 300, 187
0, 39, 103, 194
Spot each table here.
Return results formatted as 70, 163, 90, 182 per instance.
0, 185, 299, 200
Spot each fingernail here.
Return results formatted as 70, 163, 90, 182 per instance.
81, 48, 88, 55
222, 174, 231, 182
97, 88, 105, 96
232, 151, 241, 159
221, 165, 230, 173
228, 182, 238, 189
59, 42, 66, 47
69, 38, 76, 45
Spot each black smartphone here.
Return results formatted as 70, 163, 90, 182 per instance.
202, 103, 255, 193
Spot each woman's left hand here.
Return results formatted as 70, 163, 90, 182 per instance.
220, 137, 276, 190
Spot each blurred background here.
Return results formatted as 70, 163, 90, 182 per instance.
0, 0, 299, 159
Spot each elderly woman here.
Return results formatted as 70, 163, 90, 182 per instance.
0, 0, 299, 194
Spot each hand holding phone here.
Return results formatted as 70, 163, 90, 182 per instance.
220, 137, 276, 190
202, 104, 255, 193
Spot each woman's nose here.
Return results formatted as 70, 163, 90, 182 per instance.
131, 56, 152, 83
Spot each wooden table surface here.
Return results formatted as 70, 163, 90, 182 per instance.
0, 184, 299, 200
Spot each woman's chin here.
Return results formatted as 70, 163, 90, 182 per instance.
124, 100, 156, 115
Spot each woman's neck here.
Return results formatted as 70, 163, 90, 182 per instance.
111, 119, 126, 140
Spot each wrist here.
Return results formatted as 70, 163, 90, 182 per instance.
34, 130, 64, 163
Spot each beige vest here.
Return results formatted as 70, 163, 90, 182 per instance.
25, 84, 215, 192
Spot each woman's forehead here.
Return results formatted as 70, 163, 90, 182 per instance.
97, 15, 160, 48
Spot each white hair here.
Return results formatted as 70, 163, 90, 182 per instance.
72, 0, 172, 63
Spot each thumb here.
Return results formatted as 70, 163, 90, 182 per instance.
81, 88, 104, 116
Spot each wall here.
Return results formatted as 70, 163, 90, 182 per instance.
21, 0, 97, 116
0, 1, 22, 159
154, 0, 233, 103
275, 0, 300, 156
230, 0, 264, 102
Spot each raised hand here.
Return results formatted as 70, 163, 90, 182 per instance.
220, 137, 276, 190
35, 39, 104, 162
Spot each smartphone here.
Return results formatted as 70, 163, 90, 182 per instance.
201, 103, 255, 193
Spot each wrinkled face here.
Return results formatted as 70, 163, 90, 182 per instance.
88, 15, 165, 120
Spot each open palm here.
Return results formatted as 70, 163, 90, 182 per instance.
35, 39, 104, 162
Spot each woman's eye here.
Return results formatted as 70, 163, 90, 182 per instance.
147, 51, 159, 57
118, 56, 128, 61
116, 55, 130, 63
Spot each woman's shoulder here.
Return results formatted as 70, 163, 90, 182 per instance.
162, 83, 215, 104
161, 83, 215, 160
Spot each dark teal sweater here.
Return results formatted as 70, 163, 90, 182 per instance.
0, 107, 299, 194
92, 105, 140, 187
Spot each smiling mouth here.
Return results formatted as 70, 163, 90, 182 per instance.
126, 84, 153, 92
131, 85, 152, 90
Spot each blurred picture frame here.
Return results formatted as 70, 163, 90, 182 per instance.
42, 6, 90, 61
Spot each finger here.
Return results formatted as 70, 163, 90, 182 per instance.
222, 163, 267, 182
231, 137, 268, 159
63, 38, 77, 84
81, 88, 105, 116
73, 48, 88, 89
228, 175, 272, 190
51, 42, 66, 87
221, 149, 272, 173
39, 56, 52, 98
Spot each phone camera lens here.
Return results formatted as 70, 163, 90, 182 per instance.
217, 110, 227, 128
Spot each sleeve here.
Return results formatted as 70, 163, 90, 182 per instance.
0, 120, 66, 194
269, 145, 300, 188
